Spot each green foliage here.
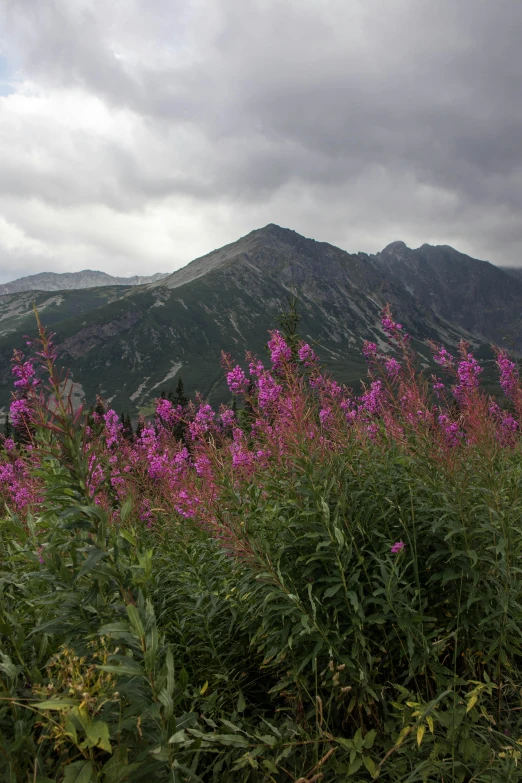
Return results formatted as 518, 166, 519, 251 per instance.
3, 319, 522, 780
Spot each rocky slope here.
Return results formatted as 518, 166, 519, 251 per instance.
0, 270, 168, 296
372, 242, 522, 352
0, 225, 519, 416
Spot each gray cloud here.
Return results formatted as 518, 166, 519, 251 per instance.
0, 0, 522, 283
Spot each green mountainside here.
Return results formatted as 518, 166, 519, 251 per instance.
0, 224, 520, 416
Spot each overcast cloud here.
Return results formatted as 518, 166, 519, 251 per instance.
0, 0, 521, 282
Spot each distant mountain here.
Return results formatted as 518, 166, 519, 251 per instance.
0, 270, 169, 296
0, 224, 519, 417
371, 242, 522, 352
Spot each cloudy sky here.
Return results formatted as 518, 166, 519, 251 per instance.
0, 0, 521, 282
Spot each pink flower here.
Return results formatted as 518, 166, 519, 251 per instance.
454, 353, 482, 401
257, 373, 281, 409
103, 409, 122, 448
438, 413, 463, 446
359, 380, 384, 416
391, 541, 405, 554
248, 358, 265, 377
496, 350, 519, 399
12, 360, 37, 390
319, 407, 332, 426
267, 331, 292, 368
10, 398, 31, 428
362, 342, 379, 362
432, 378, 445, 398
381, 311, 403, 339
220, 408, 235, 427
226, 365, 249, 395
432, 346, 455, 368
384, 358, 401, 378
156, 398, 183, 426
188, 403, 215, 440
298, 343, 318, 367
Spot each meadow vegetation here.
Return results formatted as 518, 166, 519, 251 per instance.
1, 307, 522, 781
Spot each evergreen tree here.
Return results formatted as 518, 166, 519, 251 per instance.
238, 380, 255, 435
169, 376, 189, 408
277, 295, 301, 359
121, 412, 134, 441
166, 377, 190, 443
94, 396, 105, 418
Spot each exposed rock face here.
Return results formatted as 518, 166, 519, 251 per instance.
0, 224, 520, 415
60, 312, 143, 359
48, 379, 85, 413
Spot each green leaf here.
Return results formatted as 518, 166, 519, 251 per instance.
119, 497, 133, 524
168, 730, 187, 744
363, 755, 378, 778
206, 733, 249, 748
237, 690, 246, 713
99, 662, 144, 678
34, 699, 76, 711
324, 583, 343, 598
126, 604, 145, 639
63, 760, 94, 783
76, 548, 108, 580
333, 526, 345, 549
80, 719, 112, 753
364, 729, 377, 749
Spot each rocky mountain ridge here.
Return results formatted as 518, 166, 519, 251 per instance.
0, 224, 520, 416
0, 270, 168, 296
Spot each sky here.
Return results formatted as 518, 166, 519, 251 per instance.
0, 0, 521, 283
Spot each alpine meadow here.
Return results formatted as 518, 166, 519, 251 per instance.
2, 294, 522, 781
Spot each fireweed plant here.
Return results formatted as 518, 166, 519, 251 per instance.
1, 307, 522, 780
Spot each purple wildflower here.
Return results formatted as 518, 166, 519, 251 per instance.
384, 358, 401, 378
220, 408, 235, 427
226, 365, 249, 395
103, 409, 122, 448
362, 342, 378, 362
391, 541, 405, 554
156, 398, 183, 426
496, 350, 519, 400
382, 315, 403, 339
432, 346, 455, 368
359, 380, 384, 416
10, 398, 31, 428
267, 331, 292, 369
257, 373, 282, 408
298, 343, 318, 367
454, 353, 482, 401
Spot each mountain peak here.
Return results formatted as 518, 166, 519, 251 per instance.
381, 240, 409, 255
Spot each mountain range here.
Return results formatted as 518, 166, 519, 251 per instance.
0, 224, 521, 417
0, 270, 168, 296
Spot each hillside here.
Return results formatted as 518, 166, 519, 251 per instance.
373, 242, 522, 352
0, 224, 520, 417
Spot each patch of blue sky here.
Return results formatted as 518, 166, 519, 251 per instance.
0, 55, 16, 96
